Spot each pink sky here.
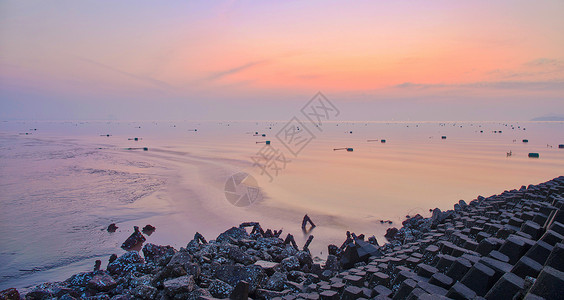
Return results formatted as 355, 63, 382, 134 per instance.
1, 1, 563, 120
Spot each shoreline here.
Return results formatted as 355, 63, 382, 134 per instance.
2, 176, 563, 300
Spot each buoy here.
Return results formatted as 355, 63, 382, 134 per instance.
528, 153, 539, 158
522, 139, 528, 143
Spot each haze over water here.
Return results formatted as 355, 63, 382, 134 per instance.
1, 120, 563, 290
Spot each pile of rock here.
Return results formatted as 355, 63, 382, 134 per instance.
1, 176, 563, 299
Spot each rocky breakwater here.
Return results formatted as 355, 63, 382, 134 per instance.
1, 176, 563, 300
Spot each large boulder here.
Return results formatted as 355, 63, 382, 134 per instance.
0, 288, 20, 300
213, 265, 266, 293
142, 243, 175, 266
216, 227, 250, 244
25, 282, 79, 299
87, 272, 117, 292
163, 275, 195, 296
265, 272, 287, 291
208, 279, 234, 298
121, 226, 146, 250
107, 251, 144, 275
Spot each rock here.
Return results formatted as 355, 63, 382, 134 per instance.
214, 265, 266, 293
296, 251, 314, 267
87, 272, 117, 292
528, 266, 564, 300
141, 224, 155, 234
209, 279, 234, 298
217, 227, 250, 243
281, 256, 301, 271
142, 243, 175, 265
131, 284, 157, 300
227, 245, 255, 265
107, 251, 144, 275
25, 282, 79, 299
484, 272, 524, 300
266, 271, 288, 291
324, 255, 340, 272
229, 281, 249, 300
163, 275, 195, 295
66, 271, 95, 287
0, 288, 20, 300
94, 260, 101, 271
107, 223, 118, 233
446, 282, 477, 300
384, 227, 399, 240
121, 226, 146, 250
254, 260, 279, 275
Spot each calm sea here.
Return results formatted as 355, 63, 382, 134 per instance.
1, 120, 563, 290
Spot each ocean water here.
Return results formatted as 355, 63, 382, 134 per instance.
1, 120, 563, 290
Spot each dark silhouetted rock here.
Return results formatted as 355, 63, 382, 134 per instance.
142, 243, 175, 266
209, 279, 234, 298
107, 251, 144, 275
217, 227, 250, 243
528, 266, 564, 300
141, 224, 155, 234
163, 275, 195, 295
266, 271, 287, 291
229, 281, 249, 300
121, 226, 146, 250
214, 265, 265, 293
87, 272, 117, 292
107, 223, 118, 233
0, 288, 20, 300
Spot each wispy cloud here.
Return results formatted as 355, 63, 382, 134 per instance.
206, 59, 270, 81
525, 58, 564, 67
75, 56, 173, 90
394, 81, 564, 90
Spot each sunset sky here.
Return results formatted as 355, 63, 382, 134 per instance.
1, 1, 563, 121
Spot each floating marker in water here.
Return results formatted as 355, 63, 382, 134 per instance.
442, 136, 447, 139
528, 153, 539, 158
522, 139, 528, 143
